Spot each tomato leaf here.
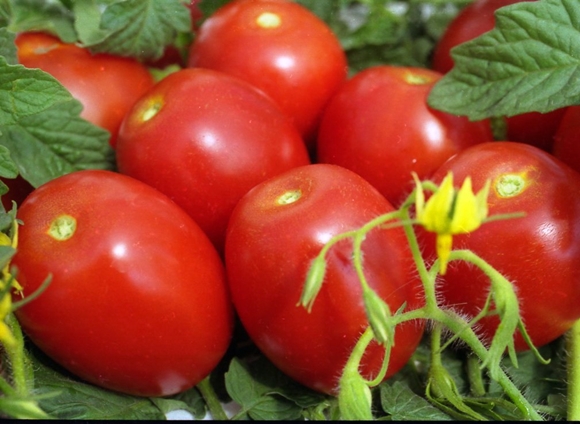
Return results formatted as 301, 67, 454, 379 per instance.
0, 30, 113, 188
428, 0, 580, 119
29, 349, 166, 420
149, 389, 207, 420
2, 0, 77, 42
380, 380, 454, 420
224, 356, 327, 420
81, 0, 191, 61
0, 27, 16, 64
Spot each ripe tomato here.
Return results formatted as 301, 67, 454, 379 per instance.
225, 164, 425, 395
12, 170, 234, 397
188, 0, 348, 146
552, 106, 580, 174
15, 32, 155, 147
316, 65, 493, 206
116, 68, 310, 254
420, 142, 580, 351
430, 0, 566, 151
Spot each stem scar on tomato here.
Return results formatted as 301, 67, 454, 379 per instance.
493, 173, 528, 198
47, 214, 77, 241
139, 96, 164, 122
403, 71, 435, 85
277, 189, 302, 205
256, 12, 282, 29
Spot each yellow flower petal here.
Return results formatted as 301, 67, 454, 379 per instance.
422, 172, 455, 233
436, 233, 453, 275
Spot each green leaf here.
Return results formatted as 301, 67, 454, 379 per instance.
224, 356, 324, 420
428, 0, 580, 120
72, 0, 111, 45
30, 350, 166, 420
0, 27, 17, 64
0, 42, 113, 187
3, 0, 76, 42
150, 389, 207, 420
83, 0, 192, 61
380, 380, 453, 420
0, 145, 18, 179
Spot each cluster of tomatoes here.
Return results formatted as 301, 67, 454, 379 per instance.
7, 0, 580, 401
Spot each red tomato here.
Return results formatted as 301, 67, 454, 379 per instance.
420, 142, 580, 351
188, 0, 348, 146
116, 68, 310, 253
225, 164, 425, 395
16, 32, 155, 147
431, 0, 565, 151
12, 170, 233, 397
317, 65, 493, 206
552, 106, 580, 173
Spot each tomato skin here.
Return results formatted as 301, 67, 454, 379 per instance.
12, 170, 234, 397
420, 142, 580, 350
431, 0, 565, 151
552, 106, 580, 173
317, 65, 493, 206
188, 0, 348, 146
225, 164, 424, 395
116, 68, 310, 254
15, 32, 155, 147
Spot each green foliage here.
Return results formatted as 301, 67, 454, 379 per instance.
0, 31, 113, 188
429, 0, 580, 119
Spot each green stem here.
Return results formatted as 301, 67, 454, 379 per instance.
567, 320, 580, 420
343, 327, 375, 378
4, 313, 29, 397
196, 376, 229, 421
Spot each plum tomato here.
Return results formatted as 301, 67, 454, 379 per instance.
12, 170, 234, 397
420, 142, 580, 351
552, 106, 580, 174
187, 0, 348, 146
115, 68, 310, 254
225, 163, 425, 395
430, 0, 566, 151
316, 65, 493, 207
15, 32, 155, 148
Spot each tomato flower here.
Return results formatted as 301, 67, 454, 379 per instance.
413, 172, 490, 274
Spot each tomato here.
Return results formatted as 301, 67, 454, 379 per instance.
116, 68, 310, 254
12, 170, 233, 397
16, 32, 155, 147
430, 0, 565, 151
187, 0, 348, 146
552, 106, 580, 174
316, 65, 493, 207
225, 163, 425, 395
420, 142, 580, 351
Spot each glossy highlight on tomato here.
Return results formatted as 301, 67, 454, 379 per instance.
12, 170, 234, 397
15, 32, 155, 147
225, 163, 425, 395
420, 142, 580, 351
